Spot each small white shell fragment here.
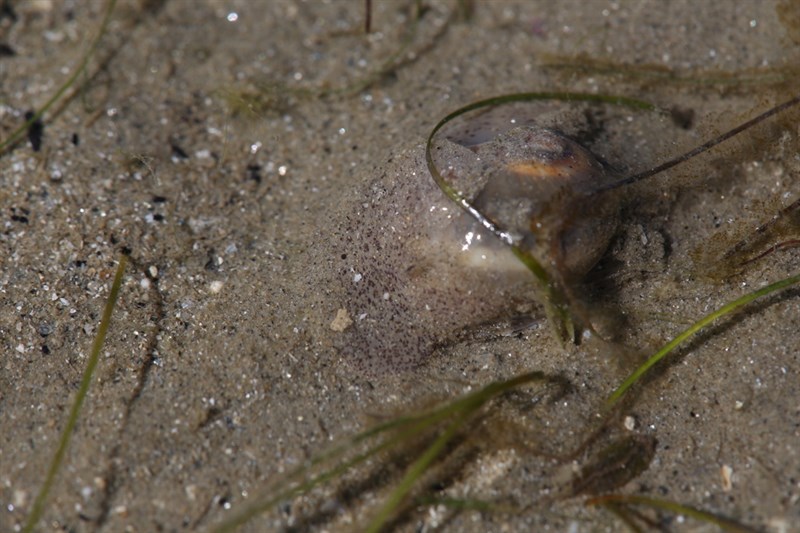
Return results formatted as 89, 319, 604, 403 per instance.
721, 464, 733, 491
330, 308, 353, 332
209, 280, 224, 294
623, 415, 636, 431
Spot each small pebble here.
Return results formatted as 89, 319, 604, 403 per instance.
330, 308, 353, 332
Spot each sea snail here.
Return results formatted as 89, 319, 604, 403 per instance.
460, 125, 620, 283
333, 123, 620, 376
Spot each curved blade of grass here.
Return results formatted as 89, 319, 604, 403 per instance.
601, 93, 800, 191
587, 494, 760, 532
425, 91, 659, 343
212, 371, 547, 532
365, 416, 466, 533
0, 0, 117, 156
540, 53, 800, 88
212, 406, 460, 533
364, 371, 546, 532
217, 371, 545, 530
607, 271, 800, 406
22, 254, 127, 533
601, 503, 646, 533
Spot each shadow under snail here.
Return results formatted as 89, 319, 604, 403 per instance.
331, 94, 800, 377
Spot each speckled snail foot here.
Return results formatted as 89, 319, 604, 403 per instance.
333, 137, 541, 376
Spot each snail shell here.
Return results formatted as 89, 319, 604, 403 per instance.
463, 126, 620, 281
333, 126, 619, 375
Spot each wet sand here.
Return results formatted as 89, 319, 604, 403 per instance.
1, 1, 799, 531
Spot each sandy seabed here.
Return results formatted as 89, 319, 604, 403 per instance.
1, 1, 799, 531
